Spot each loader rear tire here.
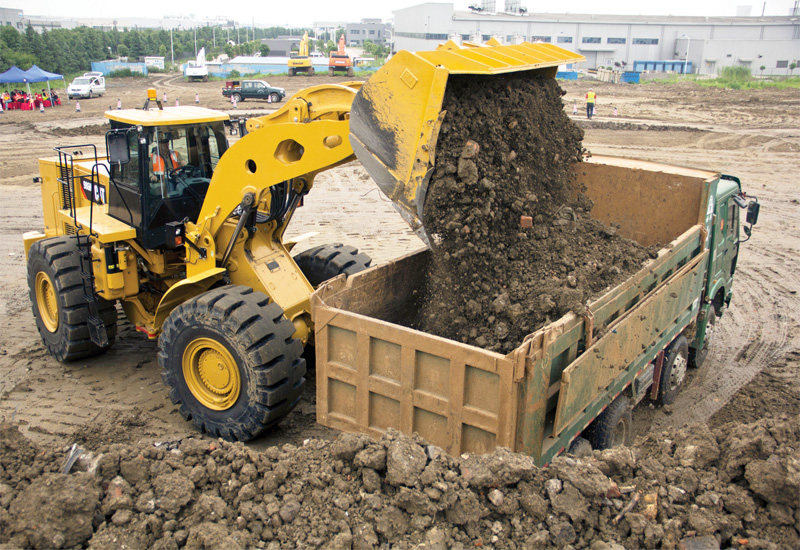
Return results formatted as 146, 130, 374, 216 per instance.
158, 285, 306, 442
293, 243, 372, 287
27, 236, 117, 362
590, 394, 632, 450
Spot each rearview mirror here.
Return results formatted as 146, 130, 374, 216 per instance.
106, 131, 130, 165
746, 202, 760, 225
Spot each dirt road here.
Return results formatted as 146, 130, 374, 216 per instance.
0, 75, 798, 453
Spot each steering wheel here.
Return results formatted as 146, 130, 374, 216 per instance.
169, 164, 204, 180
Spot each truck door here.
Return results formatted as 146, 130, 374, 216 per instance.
254, 82, 266, 99
718, 197, 740, 283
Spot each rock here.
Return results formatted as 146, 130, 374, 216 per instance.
111, 508, 133, 526
385, 437, 427, 487
374, 506, 408, 542
545, 478, 563, 500
330, 433, 370, 462
354, 445, 387, 471
460, 448, 536, 488
678, 534, 720, 550
153, 473, 194, 515
361, 467, 382, 493
745, 455, 800, 506
488, 489, 504, 507
551, 483, 588, 524
353, 524, 379, 550
8, 472, 100, 550
674, 425, 720, 469
278, 499, 301, 523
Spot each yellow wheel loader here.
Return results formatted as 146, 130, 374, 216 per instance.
23, 41, 583, 441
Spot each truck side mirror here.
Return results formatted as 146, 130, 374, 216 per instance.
743, 226, 751, 238
746, 202, 760, 225
107, 131, 130, 165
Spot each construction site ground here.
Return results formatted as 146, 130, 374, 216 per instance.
0, 74, 798, 548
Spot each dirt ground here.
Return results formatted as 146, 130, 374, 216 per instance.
0, 74, 799, 546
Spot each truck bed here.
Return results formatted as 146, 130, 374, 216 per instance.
311, 155, 717, 465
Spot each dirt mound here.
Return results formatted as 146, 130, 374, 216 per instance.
573, 120, 702, 132
43, 123, 110, 137
417, 73, 654, 352
1, 413, 798, 550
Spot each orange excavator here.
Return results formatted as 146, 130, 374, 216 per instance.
328, 34, 354, 77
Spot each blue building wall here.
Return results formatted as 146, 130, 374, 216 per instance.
90, 62, 149, 76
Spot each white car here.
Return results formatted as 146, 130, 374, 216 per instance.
68, 74, 105, 99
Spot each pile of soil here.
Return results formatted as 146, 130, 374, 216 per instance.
417, 73, 655, 352
1, 413, 797, 550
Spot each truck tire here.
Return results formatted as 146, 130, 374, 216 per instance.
590, 394, 632, 450
689, 305, 716, 368
328, 67, 335, 76
232, 93, 243, 103
269, 92, 281, 103
567, 437, 593, 458
659, 335, 689, 405
293, 243, 372, 287
158, 285, 306, 441
27, 236, 117, 362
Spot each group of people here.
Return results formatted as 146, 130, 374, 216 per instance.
1, 88, 61, 111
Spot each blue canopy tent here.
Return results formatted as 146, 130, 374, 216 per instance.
0, 66, 33, 109
24, 65, 68, 103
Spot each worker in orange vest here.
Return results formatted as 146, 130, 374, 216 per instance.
150, 136, 182, 186
585, 88, 596, 119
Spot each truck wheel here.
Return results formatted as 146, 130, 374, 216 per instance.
591, 394, 632, 450
659, 335, 690, 405
232, 93, 243, 103
347, 67, 354, 77
269, 92, 281, 103
567, 437, 593, 458
27, 236, 117, 362
293, 243, 372, 287
158, 285, 306, 442
689, 306, 716, 368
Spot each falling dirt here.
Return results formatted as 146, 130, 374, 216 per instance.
417, 73, 654, 352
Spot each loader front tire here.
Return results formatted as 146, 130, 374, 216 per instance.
293, 243, 372, 287
158, 285, 306, 441
27, 236, 117, 362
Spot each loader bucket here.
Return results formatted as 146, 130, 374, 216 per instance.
349, 39, 585, 245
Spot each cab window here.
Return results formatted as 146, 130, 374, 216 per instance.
110, 132, 140, 188
727, 202, 737, 238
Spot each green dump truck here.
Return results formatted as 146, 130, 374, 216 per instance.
311, 154, 759, 466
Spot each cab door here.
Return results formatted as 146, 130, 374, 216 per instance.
717, 197, 740, 285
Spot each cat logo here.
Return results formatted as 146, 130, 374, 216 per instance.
81, 178, 106, 205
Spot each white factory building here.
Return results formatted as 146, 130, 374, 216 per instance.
392, 2, 800, 76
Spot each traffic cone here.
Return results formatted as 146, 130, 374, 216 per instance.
117, 98, 122, 110
572, 101, 577, 115
613, 107, 618, 117
195, 92, 199, 104
232, 96, 237, 109
40, 102, 45, 113
163, 92, 167, 103
75, 101, 81, 112
268, 94, 272, 104
175, 99, 180, 106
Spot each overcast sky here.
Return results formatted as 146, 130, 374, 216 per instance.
10, 0, 798, 27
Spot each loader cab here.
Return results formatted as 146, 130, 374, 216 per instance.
104, 107, 229, 249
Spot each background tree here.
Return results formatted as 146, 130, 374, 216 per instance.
260, 44, 271, 57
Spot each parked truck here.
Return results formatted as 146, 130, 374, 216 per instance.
313, 155, 759, 465
185, 48, 209, 82
222, 80, 286, 104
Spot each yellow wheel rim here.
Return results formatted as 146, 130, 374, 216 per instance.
183, 337, 241, 411
35, 271, 59, 333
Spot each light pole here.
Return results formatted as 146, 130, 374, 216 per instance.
194, 27, 197, 56
170, 27, 174, 65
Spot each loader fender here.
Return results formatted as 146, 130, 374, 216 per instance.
153, 268, 226, 332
